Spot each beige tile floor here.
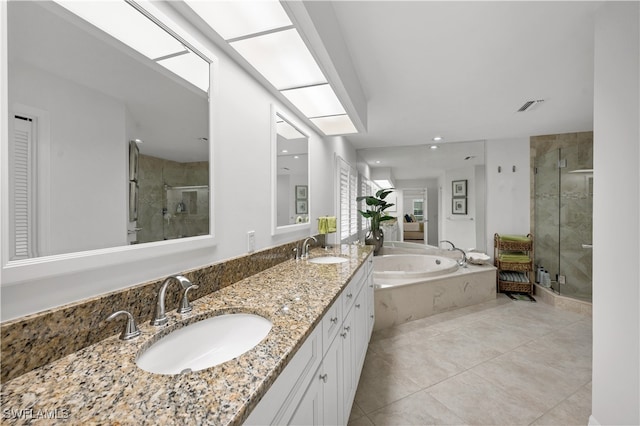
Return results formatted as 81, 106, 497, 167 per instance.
349, 295, 592, 426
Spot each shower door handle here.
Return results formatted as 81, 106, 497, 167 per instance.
581, 243, 593, 249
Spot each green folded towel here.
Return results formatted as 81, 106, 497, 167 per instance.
499, 253, 530, 263
498, 234, 531, 242
327, 216, 336, 233
318, 217, 328, 234
318, 216, 337, 234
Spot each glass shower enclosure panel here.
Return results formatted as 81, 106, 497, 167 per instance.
534, 147, 593, 302
534, 149, 560, 292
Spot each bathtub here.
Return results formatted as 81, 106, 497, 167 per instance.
373, 249, 497, 331
374, 254, 459, 284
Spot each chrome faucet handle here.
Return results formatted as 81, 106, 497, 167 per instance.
106, 310, 141, 341
178, 284, 200, 314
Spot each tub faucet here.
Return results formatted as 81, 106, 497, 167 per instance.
451, 247, 468, 267
152, 275, 197, 326
440, 240, 456, 249
301, 236, 318, 259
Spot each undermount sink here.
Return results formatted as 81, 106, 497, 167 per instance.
308, 256, 349, 264
136, 313, 272, 375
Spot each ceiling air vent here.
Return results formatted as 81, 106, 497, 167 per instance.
517, 99, 545, 112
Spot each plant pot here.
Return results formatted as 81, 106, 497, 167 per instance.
365, 228, 384, 255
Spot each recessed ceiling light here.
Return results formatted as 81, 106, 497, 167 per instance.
375, 160, 381, 164
282, 149, 288, 153
433, 136, 443, 141
430, 145, 439, 150
294, 155, 299, 159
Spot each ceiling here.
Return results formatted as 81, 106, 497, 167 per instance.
305, 1, 600, 181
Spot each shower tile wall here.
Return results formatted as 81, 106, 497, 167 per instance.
137, 155, 209, 244
531, 132, 593, 301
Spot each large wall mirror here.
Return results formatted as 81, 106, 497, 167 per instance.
2, 1, 214, 286
272, 107, 310, 235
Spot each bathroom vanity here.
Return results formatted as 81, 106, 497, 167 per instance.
0, 245, 373, 425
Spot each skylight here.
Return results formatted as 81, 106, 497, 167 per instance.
184, 1, 292, 41
281, 84, 346, 118
230, 29, 327, 90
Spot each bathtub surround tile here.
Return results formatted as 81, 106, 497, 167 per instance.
0, 238, 320, 383
351, 294, 592, 425
374, 265, 496, 331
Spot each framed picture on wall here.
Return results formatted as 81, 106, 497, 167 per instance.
296, 185, 308, 200
452, 198, 467, 215
452, 180, 467, 197
296, 200, 308, 214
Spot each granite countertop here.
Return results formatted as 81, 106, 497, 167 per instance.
0, 245, 372, 425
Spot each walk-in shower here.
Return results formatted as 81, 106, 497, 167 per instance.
532, 132, 593, 302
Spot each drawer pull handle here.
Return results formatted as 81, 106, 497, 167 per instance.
319, 374, 328, 383
341, 332, 347, 338
355, 304, 361, 308
347, 293, 353, 298
344, 326, 351, 332
330, 317, 338, 324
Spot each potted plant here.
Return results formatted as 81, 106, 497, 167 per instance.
357, 188, 395, 255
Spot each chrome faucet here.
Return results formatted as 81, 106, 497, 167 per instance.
152, 275, 198, 326
451, 247, 468, 267
440, 240, 456, 249
301, 236, 318, 259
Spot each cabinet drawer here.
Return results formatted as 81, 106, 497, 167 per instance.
343, 266, 365, 314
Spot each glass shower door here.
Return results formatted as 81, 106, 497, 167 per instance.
558, 146, 593, 301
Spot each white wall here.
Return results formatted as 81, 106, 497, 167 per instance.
442, 167, 477, 250
485, 137, 531, 255
591, 2, 640, 425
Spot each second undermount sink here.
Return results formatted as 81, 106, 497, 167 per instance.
136, 313, 272, 375
308, 256, 349, 264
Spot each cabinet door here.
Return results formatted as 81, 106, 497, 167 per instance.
342, 307, 357, 407
289, 374, 323, 426
353, 287, 369, 374
321, 335, 344, 426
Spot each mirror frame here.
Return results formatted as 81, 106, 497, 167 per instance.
0, 1, 217, 287
271, 105, 311, 236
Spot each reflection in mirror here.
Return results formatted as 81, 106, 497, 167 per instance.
7, 1, 210, 260
358, 140, 486, 250
274, 112, 309, 231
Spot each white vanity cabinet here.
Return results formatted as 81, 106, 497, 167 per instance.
244, 254, 374, 426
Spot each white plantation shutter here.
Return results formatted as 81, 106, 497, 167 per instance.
10, 115, 36, 259
359, 177, 373, 232
337, 156, 358, 242
349, 170, 357, 237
